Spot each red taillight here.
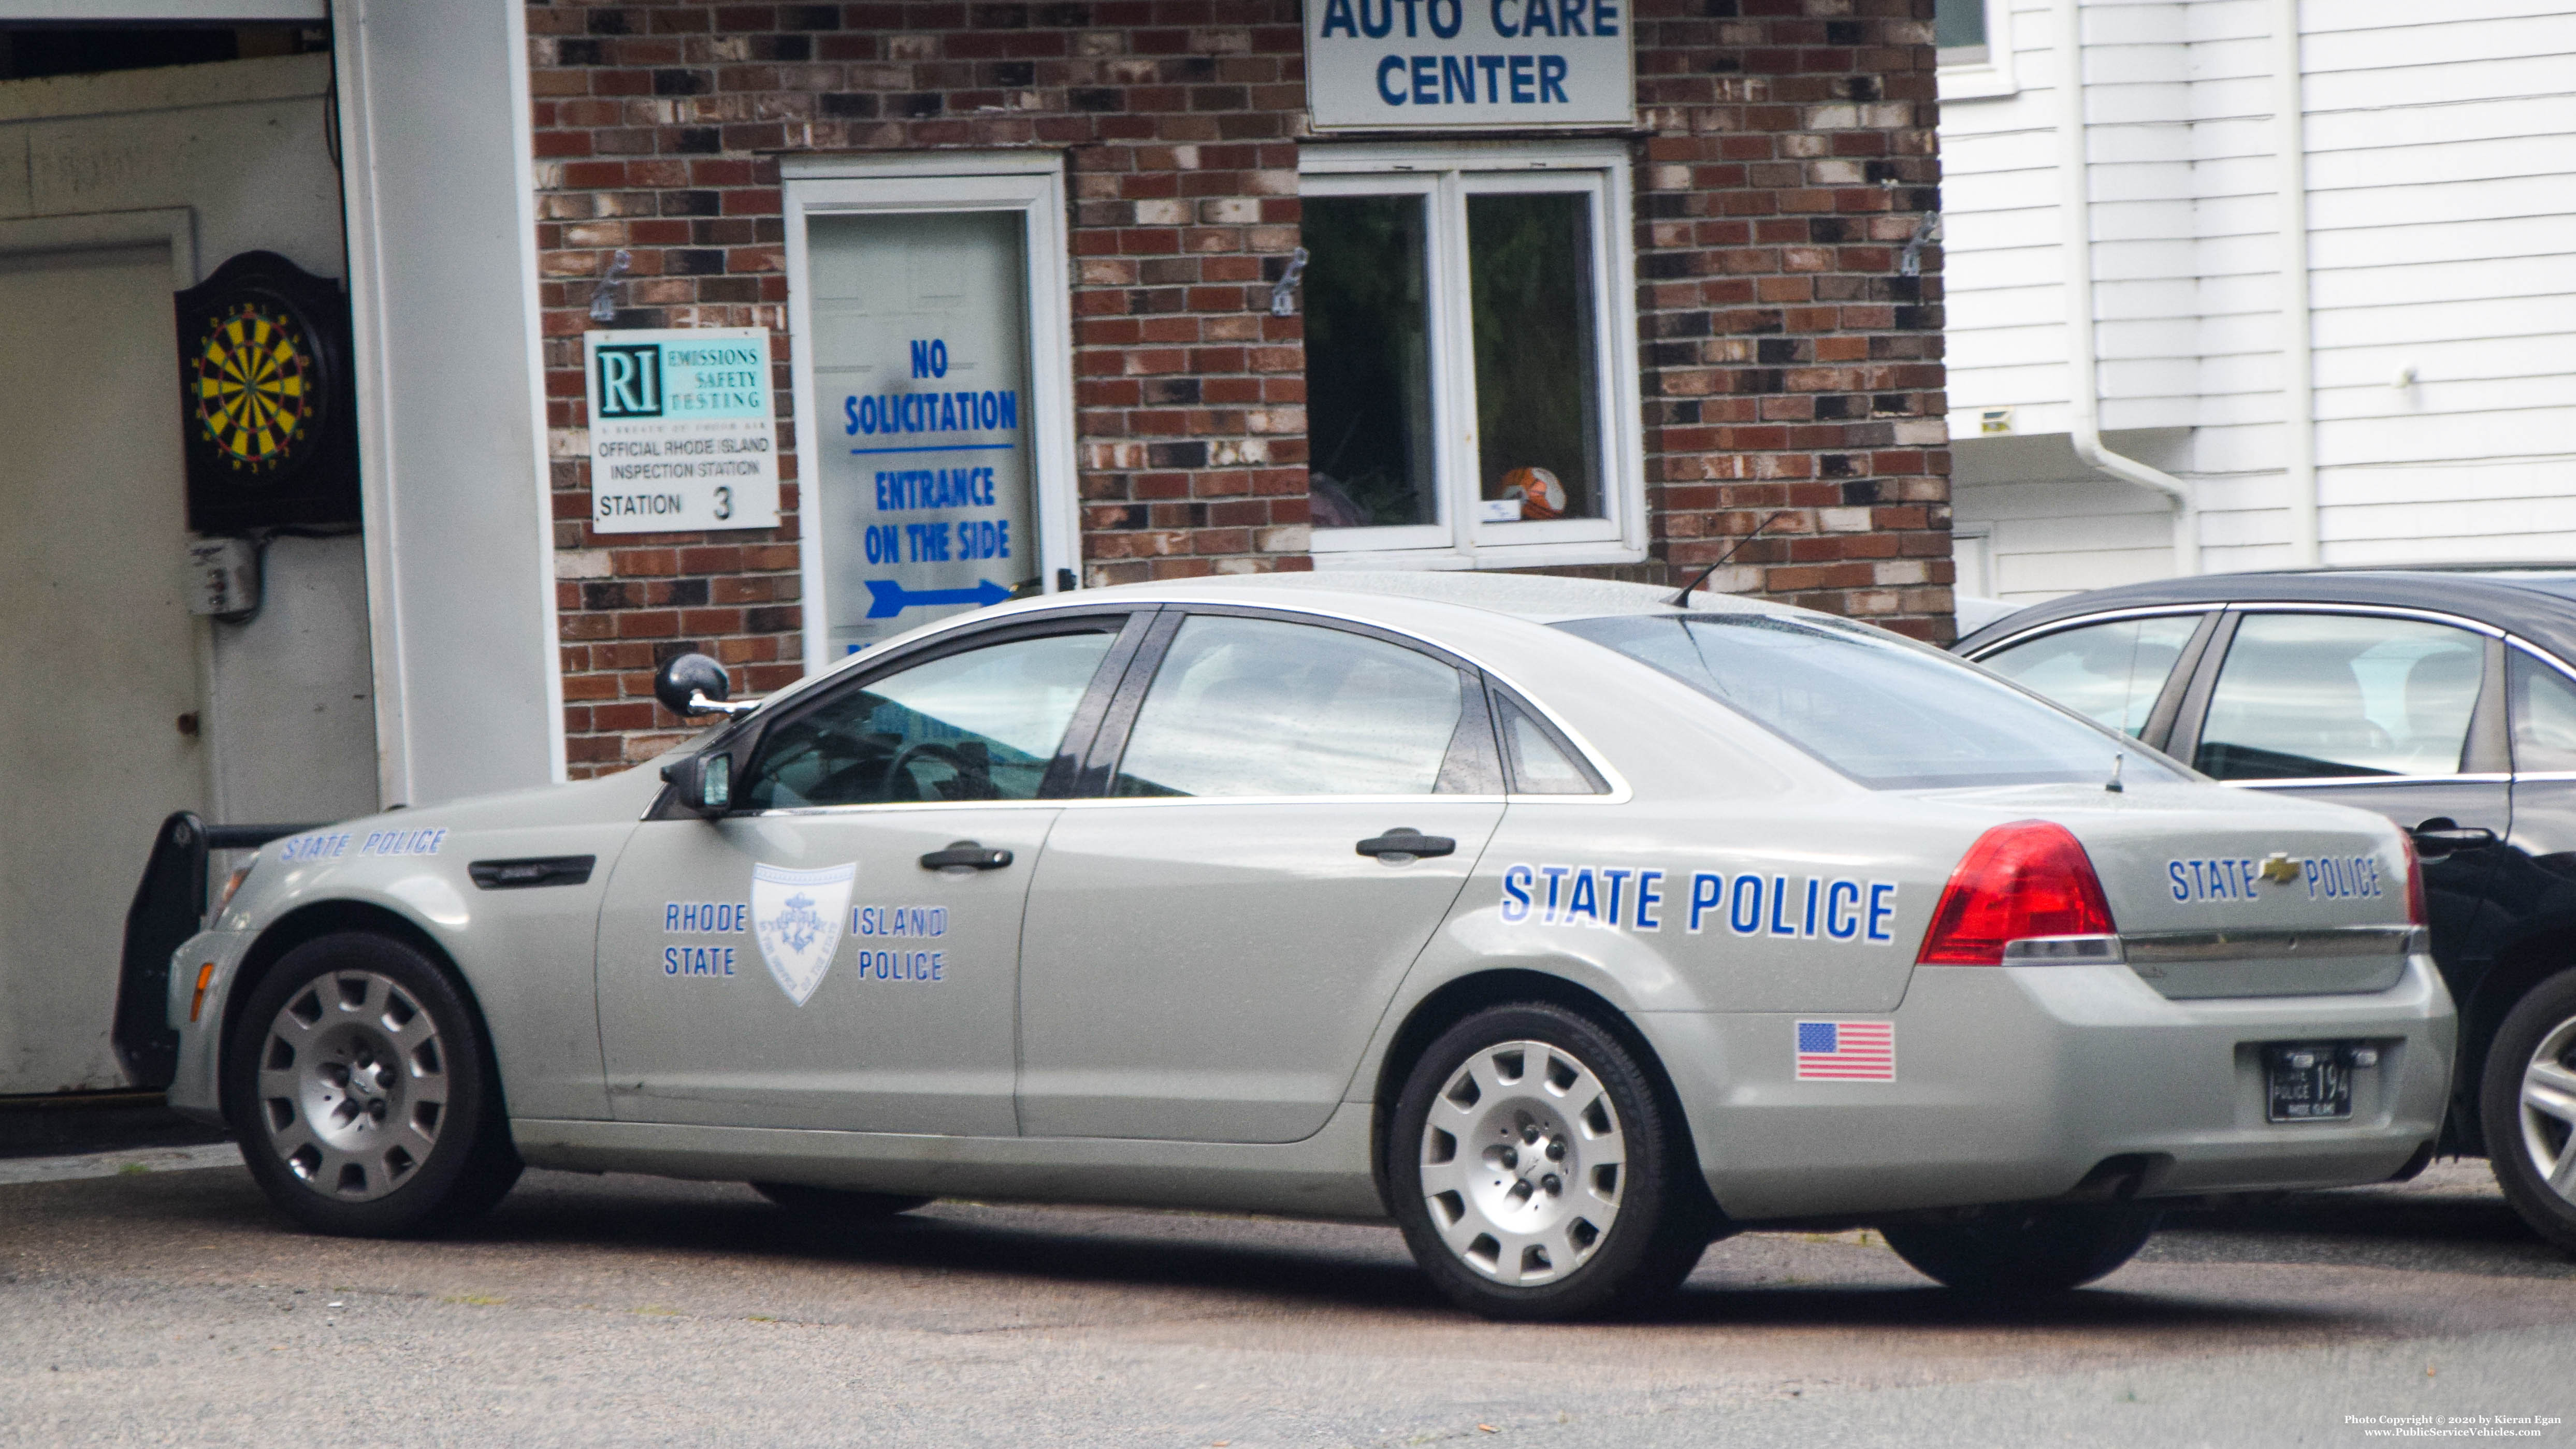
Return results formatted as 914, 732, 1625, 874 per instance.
1918, 820, 2118, 965
2399, 832, 2427, 928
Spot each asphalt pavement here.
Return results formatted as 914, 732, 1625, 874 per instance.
1, 1152, 2569, 1447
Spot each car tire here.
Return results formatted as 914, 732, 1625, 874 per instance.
750, 1182, 934, 1219
224, 932, 522, 1237
2479, 967, 2576, 1254
1881, 1205, 2160, 1297
1387, 1002, 1713, 1322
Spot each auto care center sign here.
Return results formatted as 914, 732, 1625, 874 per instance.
1305, 0, 1633, 129
586, 328, 780, 533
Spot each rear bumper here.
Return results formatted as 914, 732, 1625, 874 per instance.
1638, 954, 2456, 1222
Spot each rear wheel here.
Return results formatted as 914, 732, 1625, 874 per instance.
224, 932, 520, 1236
750, 1182, 933, 1219
1882, 1204, 2159, 1297
1387, 1003, 1712, 1321
2480, 968, 2576, 1254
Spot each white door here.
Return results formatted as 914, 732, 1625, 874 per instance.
0, 245, 205, 1094
806, 209, 1039, 657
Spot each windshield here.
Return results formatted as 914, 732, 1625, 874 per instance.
1555, 612, 2188, 790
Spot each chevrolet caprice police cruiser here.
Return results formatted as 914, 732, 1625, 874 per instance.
165, 574, 2457, 1320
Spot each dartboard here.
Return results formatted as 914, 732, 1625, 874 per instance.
191, 300, 317, 473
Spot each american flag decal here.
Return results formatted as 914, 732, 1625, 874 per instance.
1795, 1020, 1895, 1081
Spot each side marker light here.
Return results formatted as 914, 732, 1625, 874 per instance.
190, 963, 217, 1023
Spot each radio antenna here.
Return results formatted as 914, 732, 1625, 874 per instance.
1667, 512, 1790, 607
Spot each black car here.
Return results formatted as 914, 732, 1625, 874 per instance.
1957, 569, 2576, 1253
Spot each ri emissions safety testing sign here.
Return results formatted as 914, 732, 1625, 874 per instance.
1304, 0, 1633, 130
585, 328, 779, 533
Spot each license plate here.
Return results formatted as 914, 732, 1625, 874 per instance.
2264, 1042, 2354, 1123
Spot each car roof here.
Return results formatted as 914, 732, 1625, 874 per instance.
1039, 569, 1819, 626
1954, 569, 2576, 663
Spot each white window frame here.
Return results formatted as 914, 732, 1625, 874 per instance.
780, 152, 1081, 676
1298, 141, 1647, 572
1936, 0, 2017, 102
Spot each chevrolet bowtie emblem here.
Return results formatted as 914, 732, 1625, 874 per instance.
2259, 852, 2303, 885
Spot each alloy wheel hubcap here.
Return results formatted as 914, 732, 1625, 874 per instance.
1418, 1039, 1625, 1285
256, 971, 447, 1201
2518, 1015, 2576, 1205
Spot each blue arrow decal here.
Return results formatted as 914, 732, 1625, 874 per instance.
864, 578, 1014, 619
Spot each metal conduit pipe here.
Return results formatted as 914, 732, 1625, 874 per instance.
2053, 0, 2198, 576
2275, 0, 2320, 567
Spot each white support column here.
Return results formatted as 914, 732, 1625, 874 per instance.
334, 0, 565, 804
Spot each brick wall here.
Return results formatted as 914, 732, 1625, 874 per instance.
525, 0, 1316, 775
1627, 0, 1950, 642
522, 0, 1947, 775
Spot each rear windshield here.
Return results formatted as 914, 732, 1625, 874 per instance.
1554, 612, 2188, 790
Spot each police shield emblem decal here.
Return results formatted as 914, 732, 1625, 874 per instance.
751, 862, 857, 1006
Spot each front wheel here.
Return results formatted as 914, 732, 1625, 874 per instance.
224, 932, 521, 1237
2480, 968, 2576, 1254
1387, 1003, 1713, 1321
1881, 1204, 2159, 1297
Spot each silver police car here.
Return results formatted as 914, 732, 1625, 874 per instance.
166, 574, 2455, 1320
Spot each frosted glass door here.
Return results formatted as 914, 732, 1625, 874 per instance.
808, 210, 1036, 656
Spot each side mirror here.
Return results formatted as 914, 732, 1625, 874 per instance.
654, 651, 753, 718
660, 751, 732, 819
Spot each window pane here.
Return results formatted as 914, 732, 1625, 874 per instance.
1468, 192, 1603, 523
2511, 651, 2576, 773
1556, 612, 2183, 791
1113, 617, 1464, 797
741, 631, 1114, 808
1980, 614, 2202, 738
1303, 195, 1436, 529
2196, 614, 2482, 780
1935, 0, 1987, 49
1499, 698, 1598, 794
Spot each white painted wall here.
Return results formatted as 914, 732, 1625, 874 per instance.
1941, 0, 2576, 601
334, 0, 563, 804
0, 54, 377, 1092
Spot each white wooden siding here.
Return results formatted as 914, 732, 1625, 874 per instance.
1942, 0, 2576, 601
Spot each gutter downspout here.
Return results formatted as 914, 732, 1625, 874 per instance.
2274, 0, 2320, 567
2054, 0, 2198, 575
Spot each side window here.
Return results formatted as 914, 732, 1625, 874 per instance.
1111, 616, 1467, 798
1978, 614, 2203, 738
2196, 614, 2483, 781
740, 629, 1117, 809
2510, 650, 2576, 773
1497, 695, 1602, 795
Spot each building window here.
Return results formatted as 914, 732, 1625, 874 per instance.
1299, 143, 1645, 569
1936, 0, 2015, 100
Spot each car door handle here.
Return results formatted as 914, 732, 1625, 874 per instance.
2409, 818, 2498, 856
920, 841, 1013, 871
1356, 829, 1456, 860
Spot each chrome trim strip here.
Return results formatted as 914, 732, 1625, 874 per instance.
1975, 600, 2510, 663
2123, 925, 2422, 964
2224, 601, 2508, 637
1962, 604, 2218, 660
2002, 934, 2124, 964
2224, 774, 2509, 789
2506, 635, 2576, 687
